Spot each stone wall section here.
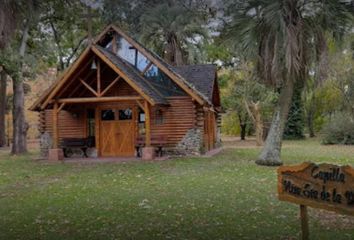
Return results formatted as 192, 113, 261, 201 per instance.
173, 103, 205, 155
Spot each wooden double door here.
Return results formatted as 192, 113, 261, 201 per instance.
99, 104, 136, 157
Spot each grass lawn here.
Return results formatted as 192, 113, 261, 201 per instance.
0, 139, 353, 240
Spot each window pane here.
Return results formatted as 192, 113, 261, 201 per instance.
144, 64, 185, 95
136, 52, 150, 72
116, 37, 136, 66
101, 110, 115, 121
119, 108, 133, 120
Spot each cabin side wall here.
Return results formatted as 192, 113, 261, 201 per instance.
149, 96, 201, 154
39, 109, 86, 158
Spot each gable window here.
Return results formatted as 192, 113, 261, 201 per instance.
106, 35, 151, 71
104, 33, 185, 96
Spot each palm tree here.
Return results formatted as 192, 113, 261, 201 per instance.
139, 2, 208, 66
225, 0, 353, 166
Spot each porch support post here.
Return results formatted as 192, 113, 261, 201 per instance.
142, 100, 155, 160
53, 101, 59, 148
144, 100, 151, 147
48, 101, 64, 161
97, 60, 101, 96
95, 107, 100, 157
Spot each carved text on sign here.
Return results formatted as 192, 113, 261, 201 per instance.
278, 162, 354, 216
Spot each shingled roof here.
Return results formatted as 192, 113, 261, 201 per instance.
173, 64, 217, 103
94, 45, 168, 105
95, 25, 212, 105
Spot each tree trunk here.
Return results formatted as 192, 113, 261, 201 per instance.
12, 77, 27, 154
240, 123, 246, 140
256, 79, 295, 166
164, 34, 184, 66
244, 100, 264, 146
11, 21, 30, 155
253, 103, 263, 146
0, 71, 7, 147
237, 112, 247, 140
307, 109, 315, 138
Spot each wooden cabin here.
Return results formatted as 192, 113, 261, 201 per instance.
30, 25, 221, 160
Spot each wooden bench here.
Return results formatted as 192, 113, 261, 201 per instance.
61, 137, 95, 158
135, 136, 168, 157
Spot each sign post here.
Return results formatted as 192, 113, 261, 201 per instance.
278, 162, 354, 239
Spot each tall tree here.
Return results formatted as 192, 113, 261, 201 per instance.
0, 0, 22, 147
225, 0, 353, 165
41, 0, 95, 72
0, 0, 40, 154
0, 0, 20, 49
0, 70, 6, 147
139, 2, 209, 66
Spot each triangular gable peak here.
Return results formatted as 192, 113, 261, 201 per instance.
94, 25, 210, 105
30, 45, 168, 111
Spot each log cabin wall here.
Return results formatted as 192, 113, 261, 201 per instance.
150, 96, 196, 147
43, 109, 86, 141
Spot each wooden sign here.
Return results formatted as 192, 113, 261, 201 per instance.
278, 162, 354, 216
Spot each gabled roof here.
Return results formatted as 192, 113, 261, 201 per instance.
173, 64, 217, 103
30, 25, 219, 111
94, 25, 212, 105
93, 45, 167, 105
29, 45, 167, 111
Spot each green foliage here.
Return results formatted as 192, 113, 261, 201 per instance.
221, 112, 241, 136
221, 65, 278, 136
40, 0, 104, 71
321, 112, 354, 145
224, 0, 353, 88
205, 42, 234, 66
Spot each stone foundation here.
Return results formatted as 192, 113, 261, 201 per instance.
40, 132, 52, 159
175, 128, 204, 155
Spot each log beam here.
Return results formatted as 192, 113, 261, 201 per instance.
141, 61, 153, 76
97, 60, 101, 96
135, 100, 145, 111
100, 76, 121, 97
95, 107, 100, 157
112, 33, 117, 54
57, 96, 142, 104
79, 78, 99, 97
52, 102, 59, 148
57, 103, 66, 113
144, 100, 151, 147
